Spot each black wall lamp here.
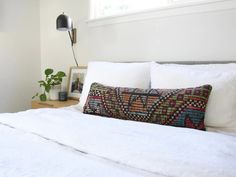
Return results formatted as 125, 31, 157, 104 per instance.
56, 12, 79, 67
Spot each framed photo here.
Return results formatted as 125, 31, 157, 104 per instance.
67, 66, 87, 100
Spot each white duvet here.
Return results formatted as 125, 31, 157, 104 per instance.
0, 107, 236, 177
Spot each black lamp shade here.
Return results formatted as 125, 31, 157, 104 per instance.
56, 13, 73, 31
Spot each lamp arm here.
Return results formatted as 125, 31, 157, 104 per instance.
68, 31, 79, 67
68, 31, 74, 46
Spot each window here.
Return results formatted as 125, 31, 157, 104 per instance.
90, 0, 207, 19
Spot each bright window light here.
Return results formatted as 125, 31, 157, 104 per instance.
90, 0, 207, 19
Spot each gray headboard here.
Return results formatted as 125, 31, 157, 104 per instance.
114, 60, 236, 64
155, 61, 236, 65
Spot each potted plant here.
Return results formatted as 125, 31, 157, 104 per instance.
32, 68, 66, 101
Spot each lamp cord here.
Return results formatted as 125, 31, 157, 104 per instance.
68, 31, 79, 67
71, 44, 79, 67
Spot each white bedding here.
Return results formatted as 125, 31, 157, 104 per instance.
0, 107, 236, 177
0, 124, 156, 177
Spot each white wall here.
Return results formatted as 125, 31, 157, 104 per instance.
0, 0, 41, 112
40, 0, 236, 87
40, 0, 89, 88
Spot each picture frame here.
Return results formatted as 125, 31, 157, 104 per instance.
67, 66, 87, 100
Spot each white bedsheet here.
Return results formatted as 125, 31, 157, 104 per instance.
0, 107, 236, 177
0, 123, 156, 177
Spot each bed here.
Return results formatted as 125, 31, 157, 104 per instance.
0, 61, 236, 177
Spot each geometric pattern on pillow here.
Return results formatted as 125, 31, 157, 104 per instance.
83, 83, 212, 130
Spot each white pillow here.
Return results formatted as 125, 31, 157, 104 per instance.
151, 63, 236, 132
78, 62, 151, 110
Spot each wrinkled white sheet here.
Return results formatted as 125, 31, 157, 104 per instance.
0, 118, 159, 177
0, 107, 236, 177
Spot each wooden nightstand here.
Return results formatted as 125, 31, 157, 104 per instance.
31, 100, 79, 109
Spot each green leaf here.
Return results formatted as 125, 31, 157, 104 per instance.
57, 71, 66, 78
45, 68, 53, 76
38, 80, 45, 84
45, 85, 51, 93
40, 94, 47, 101
32, 93, 39, 99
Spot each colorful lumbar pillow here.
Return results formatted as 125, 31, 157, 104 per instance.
83, 83, 212, 130
150, 62, 236, 133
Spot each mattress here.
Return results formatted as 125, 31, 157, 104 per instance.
0, 107, 235, 177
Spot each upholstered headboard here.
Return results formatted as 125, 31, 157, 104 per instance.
156, 61, 236, 65
119, 60, 236, 65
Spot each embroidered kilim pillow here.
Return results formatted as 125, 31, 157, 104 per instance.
83, 83, 212, 130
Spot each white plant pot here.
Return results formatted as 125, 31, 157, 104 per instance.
49, 85, 61, 100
